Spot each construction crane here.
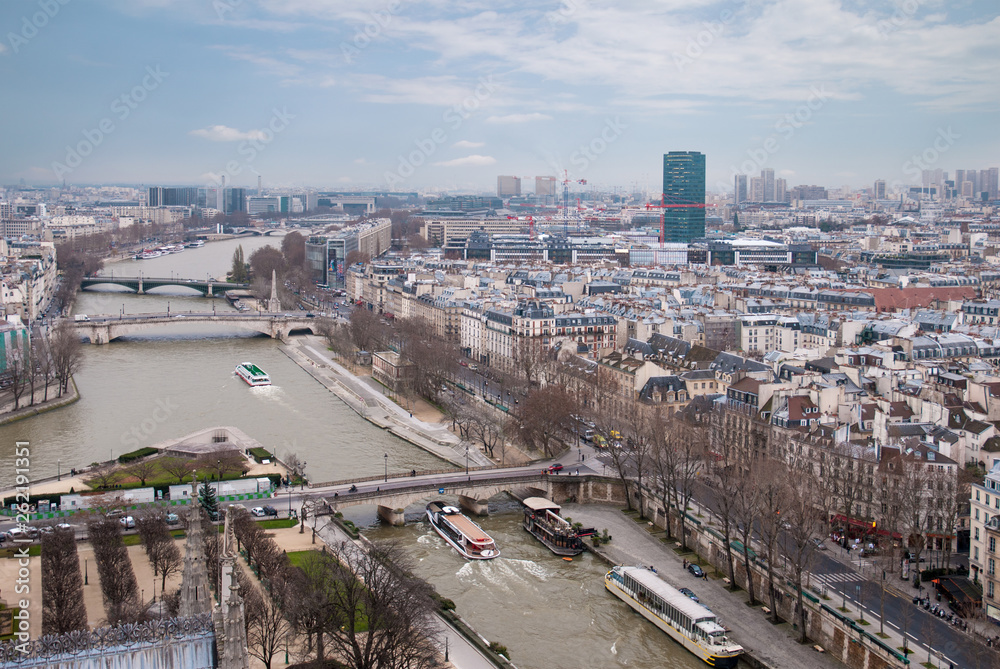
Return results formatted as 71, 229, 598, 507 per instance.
645, 192, 710, 243
561, 170, 587, 234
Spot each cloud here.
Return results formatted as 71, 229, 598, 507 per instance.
432, 154, 496, 167
486, 113, 552, 124
0, 44, 8, 55
453, 140, 485, 148
189, 125, 268, 142
354, 158, 368, 164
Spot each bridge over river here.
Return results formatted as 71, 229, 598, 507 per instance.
304, 467, 626, 526
80, 276, 249, 296
66, 312, 321, 344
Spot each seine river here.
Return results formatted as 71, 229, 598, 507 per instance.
0, 236, 716, 668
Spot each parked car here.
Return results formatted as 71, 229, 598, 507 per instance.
165, 513, 180, 525
5, 527, 38, 542
119, 516, 136, 529
252, 506, 278, 517
811, 538, 827, 550
106, 509, 124, 519
261, 505, 278, 517
678, 587, 700, 603
251, 507, 267, 517
687, 564, 705, 578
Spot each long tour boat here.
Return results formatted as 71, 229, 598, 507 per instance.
426, 501, 499, 560
522, 497, 595, 556
235, 362, 271, 387
605, 565, 743, 668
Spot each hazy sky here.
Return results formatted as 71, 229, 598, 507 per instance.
2, 0, 998, 193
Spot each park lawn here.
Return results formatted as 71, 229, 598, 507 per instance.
257, 518, 297, 530
88, 464, 250, 491
285, 549, 319, 569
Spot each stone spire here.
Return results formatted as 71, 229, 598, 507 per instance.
178, 476, 211, 618
217, 565, 250, 669
267, 268, 281, 312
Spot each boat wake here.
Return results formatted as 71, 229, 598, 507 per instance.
456, 557, 553, 594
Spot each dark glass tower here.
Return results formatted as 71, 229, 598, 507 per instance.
662, 151, 705, 243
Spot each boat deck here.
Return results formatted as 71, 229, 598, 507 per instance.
446, 513, 491, 543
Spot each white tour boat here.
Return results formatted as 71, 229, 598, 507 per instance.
235, 362, 271, 387
426, 502, 499, 560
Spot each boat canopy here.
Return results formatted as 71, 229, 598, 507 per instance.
523, 497, 561, 513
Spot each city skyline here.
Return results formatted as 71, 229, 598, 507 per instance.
1, 0, 998, 191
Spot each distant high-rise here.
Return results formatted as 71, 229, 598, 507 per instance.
775, 178, 787, 204
985, 167, 999, 200
873, 179, 886, 199
661, 151, 705, 244
497, 176, 521, 197
733, 174, 748, 205
535, 176, 557, 198
761, 168, 775, 202
750, 177, 764, 203
148, 187, 199, 207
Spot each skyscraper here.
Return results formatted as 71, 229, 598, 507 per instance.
535, 176, 557, 197
661, 151, 705, 243
775, 178, 787, 203
873, 179, 886, 199
761, 168, 775, 202
733, 174, 748, 205
985, 168, 999, 200
497, 176, 521, 197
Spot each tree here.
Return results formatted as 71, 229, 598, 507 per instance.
50, 323, 83, 397
780, 460, 823, 643
41, 527, 87, 635
87, 516, 143, 624
136, 510, 181, 593
732, 458, 762, 605
199, 479, 219, 520
35, 336, 55, 403
651, 415, 705, 550
281, 231, 306, 269
396, 316, 458, 401
249, 245, 286, 285
756, 461, 787, 624
197, 451, 247, 481
599, 399, 653, 516
160, 456, 193, 484
126, 458, 158, 487
293, 540, 440, 669
5, 343, 30, 411
230, 244, 249, 283
348, 307, 383, 353
510, 337, 549, 388
243, 570, 292, 669
88, 461, 123, 490
511, 385, 575, 457
467, 401, 507, 461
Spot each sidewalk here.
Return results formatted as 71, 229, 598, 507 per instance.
560, 503, 847, 669
281, 337, 491, 469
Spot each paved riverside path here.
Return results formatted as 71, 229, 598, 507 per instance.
309, 514, 500, 669
559, 504, 847, 669
282, 336, 493, 469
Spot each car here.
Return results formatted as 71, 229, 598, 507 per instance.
687, 564, 705, 578
811, 538, 827, 550
165, 513, 180, 525
120, 516, 136, 529
459, 361, 468, 367
261, 505, 278, 517
547, 463, 564, 473
251, 506, 266, 517
106, 509, 124, 519
468, 364, 478, 371
5, 528, 37, 542
678, 587, 699, 603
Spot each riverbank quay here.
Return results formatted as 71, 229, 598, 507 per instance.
560, 504, 848, 669
280, 336, 491, 470
308, 511, 508, 669
0, 377, 79, 426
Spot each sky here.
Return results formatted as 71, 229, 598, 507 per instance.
1, 0, 998, 194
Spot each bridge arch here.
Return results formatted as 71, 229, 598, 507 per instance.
72, 315, 319, 344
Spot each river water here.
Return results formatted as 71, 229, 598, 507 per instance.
365, 502, 706, 669
0, 237, 712, 669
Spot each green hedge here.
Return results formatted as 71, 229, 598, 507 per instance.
118, 447, 158, 464
248, 447, 274, 463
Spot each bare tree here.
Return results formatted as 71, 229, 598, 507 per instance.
396, 316, 459, 401
160, 456, 193, 484
127, 458, 158, 487
197, 451, 248, 482
41, 527, 88, 635
781, 462, 823, 643
36, 336, 55, 403
87, 461, 123, 490
466, 401, 506, 460
87, 516, 143, 624
323, 540, 440, 669
756, 461, 787, 624
511, 385, 575, 457
50, 323, 83, 397
243, 570, 293, 669
5, 344, 30, 411
510, 336, 549, 388
348, 307, 383, 353
732, 459, 762, 605
136, 510, 181, 593
651, 416, 705, 550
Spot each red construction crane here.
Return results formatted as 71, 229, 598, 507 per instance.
645, 193, 710, 243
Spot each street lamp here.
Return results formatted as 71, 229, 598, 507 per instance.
383, 453, 388, 482
856, 585, 863, 623
465, 445, 470, 480
57, 459, 60, 481
287, 486, 292, 518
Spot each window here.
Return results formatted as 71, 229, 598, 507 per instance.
991, 537, 997, 553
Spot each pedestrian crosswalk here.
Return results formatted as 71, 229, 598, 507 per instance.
809, 571, 867, 588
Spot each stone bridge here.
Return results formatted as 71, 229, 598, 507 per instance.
314, 473, 626, 526
80, 276, 249, 297
67, 313, 321, 344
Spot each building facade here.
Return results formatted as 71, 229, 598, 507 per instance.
662, 151, 706, 243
